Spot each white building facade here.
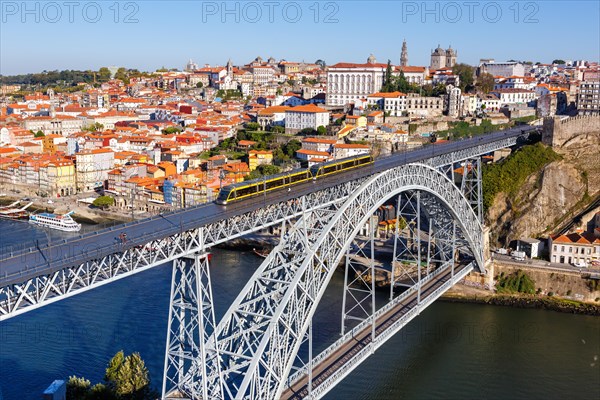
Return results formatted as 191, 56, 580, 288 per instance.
326, 57, 387, 106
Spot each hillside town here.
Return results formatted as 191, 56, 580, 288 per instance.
0, 44, 599, 248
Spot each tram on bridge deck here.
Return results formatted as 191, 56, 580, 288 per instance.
215, 154, 373, 205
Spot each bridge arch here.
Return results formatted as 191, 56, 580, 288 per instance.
207, 163, 483, 399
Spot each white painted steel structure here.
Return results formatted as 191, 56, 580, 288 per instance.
179, 163, 483, 399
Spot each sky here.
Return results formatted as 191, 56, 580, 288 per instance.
1, 0, 599, 75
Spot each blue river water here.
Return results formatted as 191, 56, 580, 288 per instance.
0, 219, 599, 399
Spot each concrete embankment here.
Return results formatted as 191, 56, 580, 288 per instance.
441, 288, 600, 316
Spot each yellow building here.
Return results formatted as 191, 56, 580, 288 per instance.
43, 134, 66, 153
47, 160, 76, 197
345, 115, 367, 128
248, 150, 273, 171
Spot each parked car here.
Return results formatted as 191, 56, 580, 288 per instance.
512, 251, 526, 261
573, 261, 588, 268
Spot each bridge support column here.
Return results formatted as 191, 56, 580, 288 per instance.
341, 215, 377, 336
162, 251, 221, 400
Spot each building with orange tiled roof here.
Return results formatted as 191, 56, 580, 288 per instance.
75, 148, 115, 192
333, 143, 370, 159
285, 104, 330, 134
248, 150, 273, 171
326, 55, 389, 106
549, 232, 600, 265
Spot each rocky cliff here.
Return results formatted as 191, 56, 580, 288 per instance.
487, 116, 600, 246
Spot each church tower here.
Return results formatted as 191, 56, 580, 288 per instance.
226, 58, 233, 78
400, 40, 408, 67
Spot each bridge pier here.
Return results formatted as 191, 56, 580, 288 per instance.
162, 251, 221, 400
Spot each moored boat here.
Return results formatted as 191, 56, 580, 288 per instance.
0, 202, 33, 220
29, 211, 81, 232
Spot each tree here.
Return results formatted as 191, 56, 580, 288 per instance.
382, 60, 394, 92
269, 125, 285, 134
259, 164, 280, 176
299, 127, 317, 136
476, 72, 495, 94
315, 59, 326, 69
552, 59, 566, 65
114, 353, 151, 397
67, 376, 91, 400
195, 82, 203, 88
98, 67, 112, 82
34, 130, 45, 137
93, 196, 114, 209
452, 63, 474, 92
105, 350, 125, 384
162, 126, 182, 135
283, 139, 301, 158
316, 125, 327, 135
395, 70, 410, 93
245, 122, 260, 131
83, 122, 104, 132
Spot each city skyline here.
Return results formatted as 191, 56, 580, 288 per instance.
1, 0, 599, 75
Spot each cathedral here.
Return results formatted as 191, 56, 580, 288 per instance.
430, 45, 457, 70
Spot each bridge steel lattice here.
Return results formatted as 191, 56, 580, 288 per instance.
167, 162, 484, 399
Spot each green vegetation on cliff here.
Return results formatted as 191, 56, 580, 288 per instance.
495, 270, 536, 294
482, 143, 561, 211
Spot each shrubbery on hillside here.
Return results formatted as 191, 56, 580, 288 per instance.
482, 143, 561, 211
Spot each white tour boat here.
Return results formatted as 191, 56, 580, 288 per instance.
29, 211, 82, 232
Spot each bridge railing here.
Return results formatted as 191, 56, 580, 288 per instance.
309, 262, 475, 399
286, 260, 453, 386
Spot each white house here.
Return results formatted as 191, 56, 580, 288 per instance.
285, 104, 330, 134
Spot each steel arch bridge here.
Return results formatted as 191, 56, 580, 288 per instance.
164, 162, 483, 400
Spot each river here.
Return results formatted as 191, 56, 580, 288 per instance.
0, 220, 598, 400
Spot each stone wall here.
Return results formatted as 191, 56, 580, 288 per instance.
542, 115, 600, 148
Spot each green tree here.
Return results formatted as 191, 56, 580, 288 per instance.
195, 82, 203, 88
552, 59, 566, 65
67, 376, 91, 400
114, 353, 151, 398
34, 130, 45, 137
93, 196, 115, 210
283, 139, 301, 158
88, 383, 116, 400
316, 125, 327, 135
299, 127, 317, 136
259, 164, 281, 176
395, 71, 410, 93
476, 72, 495, 94
269, 125, 285, 134
98, 67, 112, 82
83, 122, 104, 132
245, 122, 260, 131
162, 126, 182, 135
382, 60, 394, 92
315, 59, 326, 69
105, 350, 125, 384
452, 63, 475, 92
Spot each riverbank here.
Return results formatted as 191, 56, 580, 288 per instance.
0, 196, 129, 225
441, 284, 600, 316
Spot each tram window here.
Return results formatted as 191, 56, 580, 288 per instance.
236, 184, 258, 198
323, 164, 337, 174
290, 172, 309, 183
265, 177, 285, 190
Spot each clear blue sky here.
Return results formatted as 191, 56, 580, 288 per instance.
1, 0, 599, 75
